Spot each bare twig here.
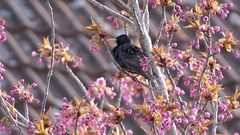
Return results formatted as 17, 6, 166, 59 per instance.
167, 32, 174, 48
194, 12, 213, 107
5, 101, 30, 124
41, 0, 56, 114
24, 86, 29, 121
152, 121, 158, 135
120, 122, 127, 135
65, 64, 89, 101
87, 0, 134, 25
184, 100, 209, 134
116, 80, 123, 108
74, 113, 80, 135
143, 0, 149, 32
24, 101, 29, 121
211, 101, 218, 135
124, 23, 128, 36
0, 89, 22, 135
155, 5, 166, 47
108, 0, 132, 13
165, 67, 188, 119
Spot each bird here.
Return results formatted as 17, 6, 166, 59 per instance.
112, 34, 151, 79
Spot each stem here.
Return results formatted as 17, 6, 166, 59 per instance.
74, 113, 80, 135
152, 121, 158, 135
120, 122, 127, 135
124, 23, 129, 36
155, 5, 166, 47
211, 101, 218, 135
41, 0, 56, 114
184, 100, 209, 134
116, 80, 123, 108
87, 0, 134, 25
193, 55, 210, 106
24, 101, 29, 121
65, 64, 90, 102
5, 101, 30, 124
0, 89, 22, 135
167, 32, 174, 48
194, 12, 213, 107
108, 0, 132, 13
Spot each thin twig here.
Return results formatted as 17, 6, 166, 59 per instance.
116, 80, 123, 108
108, 0, 132, 13
143, 0, 149, 32
24, 86, 29, 121
5, 101, 30, 124
0, 89, 22, 135
184, 100, 209, 134
167, 32, 174, 48
193, 50, 210, 106
152, 121, 158, 135
65, 64, 90, 102
99, 96, 105, 110
41, 0, 56, 114
120, 122, 127, 135
211, 101, 218, 135
74, 113, 80, 135
155, 5, 166, 47
124, 23, 128, 36
194, 12, 213, 107
165, 67, 188, 118
24, 101, 29, 121
87, 0, 134, 25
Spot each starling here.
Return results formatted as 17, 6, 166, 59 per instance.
112, 34, 151, 79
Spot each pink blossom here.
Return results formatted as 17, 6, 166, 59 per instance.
89, 44, 100, 52
107, 16, 119, 29
0, 20, 7, 43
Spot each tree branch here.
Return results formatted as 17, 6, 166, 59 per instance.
87, 0, 134, 25
108, 0, 132, 13
155, 5, 166, 47
120, 122, 127, 135
65, 64, 89, 102
41, 0, 56, 114
0, 89, 22, 135
74, 113, 80, 135
130, 0, 176, 134
211, 101, 218, 135
5, 101, 30, 124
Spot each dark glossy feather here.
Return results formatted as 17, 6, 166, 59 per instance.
112, 34, 151, 79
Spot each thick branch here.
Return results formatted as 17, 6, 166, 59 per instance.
130, 1, 176, 134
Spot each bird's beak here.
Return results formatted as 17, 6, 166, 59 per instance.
107, 38, 116, 42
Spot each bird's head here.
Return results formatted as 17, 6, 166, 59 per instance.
116, 34, 131, 46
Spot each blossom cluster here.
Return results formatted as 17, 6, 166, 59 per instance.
32, 37, 82, 68
88, 77, 116, 100
0, 20, 6, 43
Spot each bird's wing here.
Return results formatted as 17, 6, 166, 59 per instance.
120, 45, 145, 74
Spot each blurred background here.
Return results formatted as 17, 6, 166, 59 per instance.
0, 0, 240, 134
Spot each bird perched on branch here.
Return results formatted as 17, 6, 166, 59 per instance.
112, 34, 151, 79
